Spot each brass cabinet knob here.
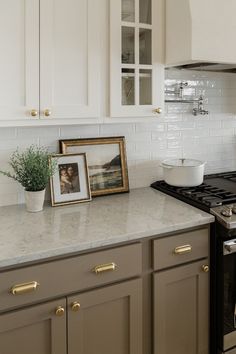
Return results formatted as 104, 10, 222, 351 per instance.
43, 109, 52, 117
55, 306, 65, 316
202, 265, 209, 273
71, 302, 81, 312
154, 107, 162, 114
30, 109, 38, 117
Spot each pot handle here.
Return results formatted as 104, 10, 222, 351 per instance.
160, 163, 173, 169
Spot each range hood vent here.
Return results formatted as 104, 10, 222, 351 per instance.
166, 0, 236, 72
172, 63, 236, 73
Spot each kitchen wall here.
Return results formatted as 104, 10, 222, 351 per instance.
0, 68, 236, 206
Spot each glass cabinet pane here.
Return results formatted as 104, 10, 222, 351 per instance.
139, 28, 152, 64
139, 0, 152, 24
122, 0, 135, 22
122, 26, 135, 64
122, 69, 135, 105
139, 69, 152, 105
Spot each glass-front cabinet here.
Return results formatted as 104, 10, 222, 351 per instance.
110, 0, 164, 118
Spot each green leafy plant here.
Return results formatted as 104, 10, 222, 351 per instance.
0, 145, 57, 191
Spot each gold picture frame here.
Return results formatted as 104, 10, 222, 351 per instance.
60, 137, 129, 197
49, 153, 91, 206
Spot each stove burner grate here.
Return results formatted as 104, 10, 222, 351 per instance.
151, 180, 236, 211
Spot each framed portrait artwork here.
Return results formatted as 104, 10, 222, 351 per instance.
49, 153, 91, 206
60, 137, 129, 197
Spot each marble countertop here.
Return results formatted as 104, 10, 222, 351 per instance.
0, 188, 214, 269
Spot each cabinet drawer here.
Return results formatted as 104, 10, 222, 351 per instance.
153, 228, 209, 270
0, 243, 142, 312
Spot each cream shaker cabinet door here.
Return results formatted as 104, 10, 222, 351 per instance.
0, 0, 39, 122
40, 0, 101, 120
110, 0, 164, 118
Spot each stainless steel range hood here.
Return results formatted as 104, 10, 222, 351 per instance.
166, 0, 236, 73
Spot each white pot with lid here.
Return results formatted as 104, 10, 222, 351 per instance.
160, 158, 206, 187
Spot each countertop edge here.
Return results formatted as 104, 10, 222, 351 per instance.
0, 215, 214, 269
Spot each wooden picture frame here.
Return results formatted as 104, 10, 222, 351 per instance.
49, 153, 91, 206
60, 137, 129, 197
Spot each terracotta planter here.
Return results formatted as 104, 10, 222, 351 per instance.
24, 189, 46, 212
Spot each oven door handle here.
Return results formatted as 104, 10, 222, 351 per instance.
224, 240, 236, 255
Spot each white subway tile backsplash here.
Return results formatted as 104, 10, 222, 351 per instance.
99, 123, 134, 136
0, 69, 236, 205
168, 121, 195, 131
0, 128, 17, 140
60, 125, 100, 138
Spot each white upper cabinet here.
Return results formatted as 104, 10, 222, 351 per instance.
0, 0, 39, 122
40, 0, 101, 120
110, 0, 164, 118
0, 0, 101, 125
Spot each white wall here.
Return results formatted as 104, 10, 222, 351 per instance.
1, 68, 236, 206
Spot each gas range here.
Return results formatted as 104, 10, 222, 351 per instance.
151, 171, 236, 229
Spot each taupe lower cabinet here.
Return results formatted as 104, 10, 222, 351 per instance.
153, 228, 209, 354
0, 299, 67, 354
68, 279, 142, 354
0, 279, 141, 354
0, 226, 210, 354
154, 261, 209, 354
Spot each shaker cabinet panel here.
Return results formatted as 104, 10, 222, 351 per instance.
68, 279, 142, 354
0, 299, 66, 354
40, 0, 101, 120
153, 260, 209, 354
110, 0, 164, 118
0, 0, 39, 121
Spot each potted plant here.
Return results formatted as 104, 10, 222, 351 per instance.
0, 145, 57, 212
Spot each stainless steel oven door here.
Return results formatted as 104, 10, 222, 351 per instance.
223, 240, 236, 352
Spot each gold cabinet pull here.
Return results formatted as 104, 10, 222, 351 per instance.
30, 109, 38, 117
10, 281, 40, 295
55, 306, 65, 316
173, 245, 192, 255
93, 262, 117, 274
71, 302, 81, 312
202, 265, 209, 273
154, 107, 162, 114
43, 109, 51, 117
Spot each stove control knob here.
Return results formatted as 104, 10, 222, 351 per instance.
221, 207, 233, 217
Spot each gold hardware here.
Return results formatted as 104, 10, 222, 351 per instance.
93, 262, 117, 274
71, 302, 81, 312
174, 245, 192, 255
55, 306, 65, 316
30, 109, 38, 117
202, 265, 209, 273
154, 107, 162, 114
43, 109, 51, 117
10, 281, 40, 295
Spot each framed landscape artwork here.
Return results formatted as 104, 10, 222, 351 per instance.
60, 137, 129, 197
49, 153, 91, 206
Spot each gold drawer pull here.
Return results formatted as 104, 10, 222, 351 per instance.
93, 262, 117, 274
174, 245, 192, 255
10, 281, 40, 295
